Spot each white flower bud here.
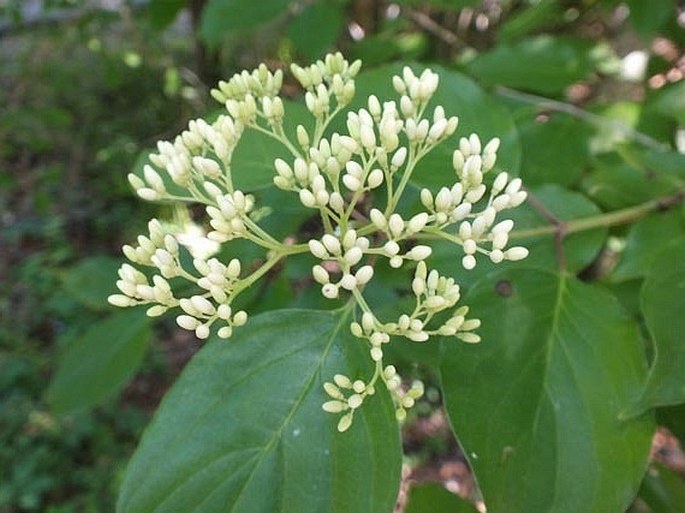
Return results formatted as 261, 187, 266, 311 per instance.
492, 232, 509, 250
462, 255, 476, 270
435, 187, 452, 211
504, 247, 529, 261
389, 256, 403, 268
355, 265, 374, 285
324, 381, 343, 399
407, 212, 429, 233
451, 202, 472, 221
321, 283, 339, 299
484, 137, 500, 155
323, 400, 346, 413
195, 324, 210, 339
334, 374, 352, 388
457, 332, 481, 344
340, 273, 357, 290
370, 347, 383, 361
391, 147, 407, 169
490, 249, 504, 263
463, 239, 477, 255
452, 149, 465, 171
322, 234, 341, 255
232, 310, 248, 326
510, 190, 528, 207
296, 125, 310, 148
344, 246, 363, 266
215, 325, 232, 338
108, 294, 134, 307
191, 295, 215, 315
308, 239, 329, 259
505, 178, 522, 195
367, 168, 384, 189
368, 95, 381, 117
362, 312, 375, 332
348, 393, 363, 410
420, 189, 434, 209
424, 296, 447, 310
312, 265, 330, 284
350, 322, 363, 337
177, 315, 199, 331
407, 245, 432, 261
274, 158, 293, 178
342, 174, 361, 192
388, 214, 404, 238
369, 209, 387, 229
428, 118, 447, 141
407, 330, 429, 342
383, 240, 400, 256
217, 304, 232, 319
337, 413, 353, 432
128, 173, 145, 190
329, 192, 345, 213
137, 188, 160, 201
492, 194, 511, 211
412, 277, 426, 296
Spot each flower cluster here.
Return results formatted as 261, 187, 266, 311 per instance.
109, 53, 529, 432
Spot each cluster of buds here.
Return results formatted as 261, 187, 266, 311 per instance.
109, 53, 530, 432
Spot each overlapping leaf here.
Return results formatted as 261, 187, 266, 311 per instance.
634, 238, 685, 411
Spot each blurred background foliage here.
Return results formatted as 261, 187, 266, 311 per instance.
0, 0, 684, 512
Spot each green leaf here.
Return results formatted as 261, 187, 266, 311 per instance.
638, 463, 685, 513
117, 309, 401, 513
61, 256, 123, 311
147, 0, 186, 30
498, 0, 564, 42
231, 101, 311, 191
583, 149, 685, 211
464, 36, 595, 95
199, 0, 291, 46
635, 238, 685, 411
516, 111, 593, 187
645, 81, 685, 125
440, 269, 654, 513
405, 484, 478, 513
47, 309, 151, 415
626, 0, 675, 39
656, 404, 685, 446
287, 1, 346, 60
611, 210, 685, 282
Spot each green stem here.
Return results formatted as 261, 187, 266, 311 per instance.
510, 188, 685, 240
